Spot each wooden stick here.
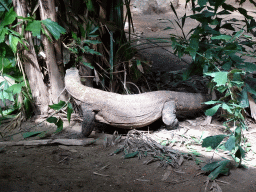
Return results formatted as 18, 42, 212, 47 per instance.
0, 138, 96, 146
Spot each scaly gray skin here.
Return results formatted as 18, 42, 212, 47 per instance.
65, 68, 211, 137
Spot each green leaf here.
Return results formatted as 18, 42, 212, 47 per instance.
222, 61, 232, 70
22, 131, 43, 139
249, 0, 256, 6
206, 160, 230, 180
181, 13, 186, 28
9, 34, 19, 53
191, 150, 201, 157
232, 29, 244, 41
170, 2, 178, 19
83, 46, 102, 56
238, 7, 252, 19
71, 32, 78, 40
235, 127, 242, 142
82, 62, 94, 69
89, 26, 99, 35
85, 0, 94, 12
229, 55, 243, 65
245, 83, 256, 95
49, 100, 66, 110
41, 19, 66, 40
221, 23, 235, 31
202, 10, 215, 18
205, 72, 228, 87
7, 83, 23, 95
26, 20, 41, 37
239, 87, 249, 108
205, 104, 221, 116
210, 19, 219, 25
204, 100, 221, 105
202, 135, 226, 149
164, 26, 173, 30
182, 67, 192, 80
214, 0, 225, 12
67, 102, 73, 124
222, 103, 232, 114
225, 136, 236, 151
161, 140, 170, 146
124, 151, 139, 159
1, 7, 17, 26
83, 39, 101, 45
55, 119, 63, 133
0, 0, 10, 11
136, 60, 144, 73
243, 63, 256, 72
211, 35, 232, 41
46, 116, 58, 124
235, 145, 245, 159
217, 10, 231, 15
24, 96, 33, 118
190, 36, 199, 50
202, 160, 227, 172
198, 0, 207, 7
222, 3, 236, 11
185, 47, 196, 60
0, 28, 8, 43
113, 148, 123, 154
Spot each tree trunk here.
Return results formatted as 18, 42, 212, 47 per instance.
39, 0, 67, 104
13, 0, 49, 114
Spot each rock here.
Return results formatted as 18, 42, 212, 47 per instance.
131, 0, 179, 15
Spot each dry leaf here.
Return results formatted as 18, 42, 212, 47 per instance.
137, 61, 144, 73
94, 69, 100, 85
161, 166, 172, 181
59, 145, 78, 153
201, 116, 212, 125
178, 155, 184, 166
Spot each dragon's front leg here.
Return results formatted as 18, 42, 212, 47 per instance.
162, 100, 179, 129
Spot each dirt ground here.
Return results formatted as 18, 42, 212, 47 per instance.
1, 1, 256, 192
1, 119, 256, 192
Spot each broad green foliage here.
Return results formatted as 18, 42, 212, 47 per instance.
0, 2, 66, 134
1, 8, 65, 54
67, 102, 73, 124
202, 160, 230, 180
26, 20, 41, 37
22, 131, 44, 139
25, 18, 66, 40
170, 0, 256, 179
202, 135, 227, 149
47, 100, 73, 133
41, 19, 66, 40
62, 0, 145, 93
49, 100, 66, 110
66, 24, 102, 68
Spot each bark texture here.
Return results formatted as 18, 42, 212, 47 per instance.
39, 0, 67, 103
13, 0, 49, 114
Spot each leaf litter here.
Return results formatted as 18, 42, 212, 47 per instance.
106, 128, 238, 190
110, 129, 197, 170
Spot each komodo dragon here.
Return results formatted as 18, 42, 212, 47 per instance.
65, 68, 211, 137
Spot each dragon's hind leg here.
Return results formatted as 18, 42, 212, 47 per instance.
162, 101, 179, 129
81, 103, 95, 137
